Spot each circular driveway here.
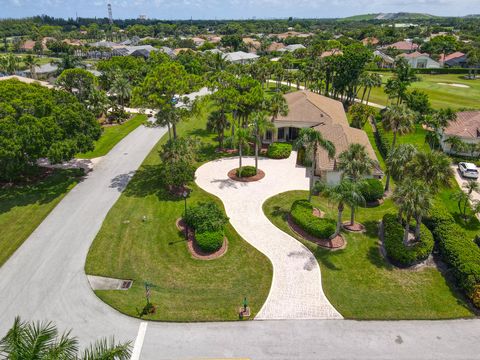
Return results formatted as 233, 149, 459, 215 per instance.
195, 153, 342, 319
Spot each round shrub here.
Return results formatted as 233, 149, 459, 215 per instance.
382, 214, 434, 267
290, 200, 336, 239
184, 202, 228, 233
196, 230, 224, 253
360, 178, 384, 203
236, 166, 257, 178
267, 142, 292, 159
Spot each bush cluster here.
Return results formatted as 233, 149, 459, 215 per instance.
382, 214, 434, 267
184, 202, 228, 252
360, 178, 384, 203
425, 204, 480, 308
236, 166, 257, 178
290, 200, 336, 239
267, 142, 292, 159
375, 125, 391, 158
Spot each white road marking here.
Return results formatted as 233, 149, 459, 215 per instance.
131, 322, 148, 360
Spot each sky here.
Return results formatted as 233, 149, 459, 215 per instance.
2, 0, 480, 20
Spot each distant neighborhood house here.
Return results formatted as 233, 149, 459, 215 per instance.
397, 51, 440, 69
440, 111, 480, 156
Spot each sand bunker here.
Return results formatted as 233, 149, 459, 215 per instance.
437, 82, 470, 88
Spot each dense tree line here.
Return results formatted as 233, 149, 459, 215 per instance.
0, 79, 101, 181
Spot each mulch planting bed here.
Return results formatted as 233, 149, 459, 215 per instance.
227, 168, 265, 182
364, 199, 384, 208
342, 221, 365, 232
287, 215, 346, 250
176, 218, 228, 260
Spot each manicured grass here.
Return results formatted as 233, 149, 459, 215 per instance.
85, 100, 272, 321
77, 115, 146, 159
0, 169, 81, 267
263, 191, 474, 319
364, 72, 480, 110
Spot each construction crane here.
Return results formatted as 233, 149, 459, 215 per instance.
107, 3, 113, 25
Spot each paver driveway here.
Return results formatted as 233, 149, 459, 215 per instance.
195, 153, 342, 319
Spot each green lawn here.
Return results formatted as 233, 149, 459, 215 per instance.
77, 115, 146, 159
85, 101, 273, 321
263, 191, 474, 319
0, 169, 82, 267
364, 72, 480, 110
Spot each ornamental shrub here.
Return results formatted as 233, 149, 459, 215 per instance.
290, 200, 336, 239
382, 214, 434, 266
184, 202, 228, 233
196, 230, 224, 252
236, 166, 257, 178
424, 203, 480, 308
375, 125, 391, 158
360, 178, 384, 203
267, 142, 292, 159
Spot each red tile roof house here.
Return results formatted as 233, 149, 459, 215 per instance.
382, 40, 419, 53
440, 111, 480, 156
264, 90, 383, 184
397, 51, 440, 69
439, 52, 468, 67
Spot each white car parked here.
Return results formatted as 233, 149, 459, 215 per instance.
458, 162, 479, 179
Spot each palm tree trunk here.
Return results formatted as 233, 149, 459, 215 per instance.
336, 203, 344, 237
350, 206, 355, 226
366, 87, 372, 105
403, 216, 411, 246
361, 87, 367, 104
309, 147, 317, 202
239, 144, 243, 174
219, 129, 224, 150
167, 123, 171, 141
172, 123, 177, 139
415, 215, 422, 240
255, 137, 259, 172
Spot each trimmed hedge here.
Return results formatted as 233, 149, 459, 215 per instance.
267, 142, 292, 159
382, 214, 434, 267
370, 67, 472, 75
236, 166, 257, 178
360, 178, 384, 203
290, 200, 336, 239
196, 230, 224, 252
425, 204, 480, 308
375, 124, 391, 158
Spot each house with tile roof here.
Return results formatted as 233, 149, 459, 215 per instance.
440, 111, 480, 155
440, 52, 468, 67
382, 40, 419, 53
264, 90, 383, 183
397, 51, 440, 69
224, 51, 259, 64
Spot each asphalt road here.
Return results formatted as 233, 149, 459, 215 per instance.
0, 115, 479, 359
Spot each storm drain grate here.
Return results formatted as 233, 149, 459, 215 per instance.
121, 280, 133, 289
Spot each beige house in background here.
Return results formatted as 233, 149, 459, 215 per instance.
265, 90, 383, 184
440, 111, 480, 156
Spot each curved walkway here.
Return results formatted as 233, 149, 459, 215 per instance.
195, 153, 342, 319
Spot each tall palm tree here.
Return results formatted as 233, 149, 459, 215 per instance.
337, 143, 374, 182
207, 109, 230, 150
393, 179, 432, 243
385, 144, 417, 182
294, 128, 335, 202
365, 73, 382, 105
1, 53, 19, 75
23, 54, 40, 80
445, 135, 467, 155
382, 104, 416, 192
450, 189, 471, 221
406, 151, 453, 189
0, 316, 131, 360
464, 180, 480, 196
325, 179, 365, 235
249, 112, 275, 172
268, 92, 289, 121
232, 127, 251, 177
111, 75, 132, 110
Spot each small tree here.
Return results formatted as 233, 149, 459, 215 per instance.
348, 103, 375, 129
249, 112, 275, 172
231, 127, 251, 177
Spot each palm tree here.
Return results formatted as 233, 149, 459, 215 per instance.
337, 143, 374, 182
326, 179, 365, 235
207, 109, 230, 150
294, 128, 335, 202
407, 151, 453, 189
232, 127, 251, 177
23, 54, 40, 79
393, 179, 432, 243
382, 104, 416, 192
111, 75, 132, 110
385, 144, 417, 182
1, 53, 19, 75
450, 189, 471, 221
365, 73, 382, 105
53, 54, 82, 73
445, 135, 467, 155
0, 316, 131, 359
268, 92, 289, 121
464, 180, 480, 196
249, 112, 275, 172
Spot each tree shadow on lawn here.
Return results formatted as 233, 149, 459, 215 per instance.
0, 168, 82, 215
314, 247, 344, 271
270, 206, 289, 221
121, 164, 183, 203
451, 212, 480, 232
